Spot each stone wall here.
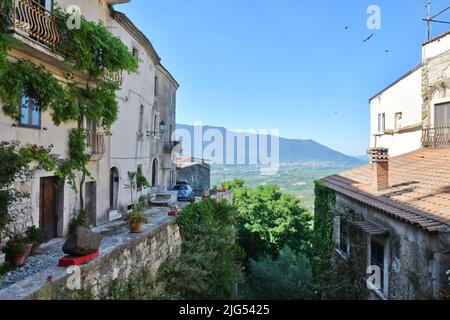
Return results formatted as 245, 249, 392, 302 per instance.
0, 212, 181, 300
421, 47, 450, 126
336, 194, 450, 300
176, 163, 211, 196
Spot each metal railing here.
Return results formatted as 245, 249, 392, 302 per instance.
422, 125, 450, 148
12, 0, 60, 48
86, 131, 106, 156
103, 70, 124, 86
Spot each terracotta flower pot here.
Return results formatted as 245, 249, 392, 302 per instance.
130, 222, 144, 233
13, 255, 26, 267
31, 242, 41, 256
24, 243, 33, 258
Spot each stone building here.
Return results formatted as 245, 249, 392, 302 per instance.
0, 0, 178, 239
176, 157, 211, 196
109, 11, 179, 216
318, 29, 450, 300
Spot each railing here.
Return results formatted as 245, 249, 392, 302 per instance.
86, 131, 106, 156
12, 0, 60, 48
422, 125, 450, 148
163, 140, 181, 153
103, 70, 124, 86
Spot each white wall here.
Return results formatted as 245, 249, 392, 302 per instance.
423, 32, 450, 62
109, 16, 159, 211
369, 67, 423, 157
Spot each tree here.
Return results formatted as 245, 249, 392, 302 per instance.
241, 246, 317, 300
157, 199, 243, 300
233, 183, 313, 261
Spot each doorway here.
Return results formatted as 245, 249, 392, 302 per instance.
110, 168, 119, 210
39, 177, 58, 241
85, 181, 97, 226
151, 158, 158, 188
434, 102, 450, 147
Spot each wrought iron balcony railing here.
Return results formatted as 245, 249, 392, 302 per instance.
12, 0, 60, 48
103, 70, 124, 86
422, 125, 450, 148
86, 131, 106, 156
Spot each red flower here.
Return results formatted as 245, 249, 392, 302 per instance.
47, 275, 53, 282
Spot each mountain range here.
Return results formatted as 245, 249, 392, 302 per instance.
176, 123, 363, 166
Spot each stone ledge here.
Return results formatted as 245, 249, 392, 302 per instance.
0, 208, 181, 300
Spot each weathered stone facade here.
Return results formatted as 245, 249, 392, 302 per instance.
335, 194, 449, 300
421, 46, 450, 126
176, 161, 211, 196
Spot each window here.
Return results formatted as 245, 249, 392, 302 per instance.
137, 165, 143, 191
378, 113, 385, 134
20, 95, 41, 128
435, 102, 450, 127
138, 105, 144, 136
154, 76, 158, 96
370, 238, 386, 294
339, 223, 349, 256
395, 112, 402, 131
132, 47, 139, 59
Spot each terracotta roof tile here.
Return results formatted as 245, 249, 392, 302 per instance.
322, 148, 450, 233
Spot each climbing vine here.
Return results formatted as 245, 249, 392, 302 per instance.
312, 180, 369, 299
0, 2, 138, 213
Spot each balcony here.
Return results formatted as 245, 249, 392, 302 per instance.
11, 0, 60, 49
422, 125, 450, 148
163, 140, 181, 153
86, 131, 106, 156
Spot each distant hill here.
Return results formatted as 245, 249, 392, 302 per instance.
176, 123, 363, 166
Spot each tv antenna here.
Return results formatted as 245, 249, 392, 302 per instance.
423, 2, 450, 40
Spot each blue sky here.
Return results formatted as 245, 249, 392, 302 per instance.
117, 0, 449, 156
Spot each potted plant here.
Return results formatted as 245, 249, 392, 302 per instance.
2, 237, 27, 268
221, 183, 228, 193
125, 211, 146, 233
26, 226, 46, 255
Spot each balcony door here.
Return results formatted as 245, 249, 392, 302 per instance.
31, 0, 52, 12
434, 102, 450, 147
435, 102, 450, 126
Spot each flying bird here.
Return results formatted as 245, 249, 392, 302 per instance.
363, 33, 374, 42
344, 26, 350, 30
385, 50, 392, 53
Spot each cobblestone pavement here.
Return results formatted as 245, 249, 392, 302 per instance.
0, 207, 171, 291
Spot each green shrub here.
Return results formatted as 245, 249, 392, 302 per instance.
241, 246, 317, 300
233, 184, 313, 261
156, 199, 243, 300
69, 209, 90, 234
26, 226, 46, 243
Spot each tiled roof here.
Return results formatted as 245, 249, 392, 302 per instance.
322, 148, 450, 233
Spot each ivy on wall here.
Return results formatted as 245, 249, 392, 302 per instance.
311, 180, 336, 283
0, 2, 138, 213
312, 180, 369, 300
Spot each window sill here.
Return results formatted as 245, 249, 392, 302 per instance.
18, 126, 41, 130
370, 287, 388, 301
335, 249, 349, 261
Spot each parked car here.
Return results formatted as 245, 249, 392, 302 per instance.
172, 183, 195, 202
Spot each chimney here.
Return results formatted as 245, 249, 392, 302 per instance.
368, 148, 390, 191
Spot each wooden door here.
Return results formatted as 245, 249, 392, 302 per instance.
40, 177, 58, 241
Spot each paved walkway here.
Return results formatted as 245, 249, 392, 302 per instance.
0, 207, 172, 292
